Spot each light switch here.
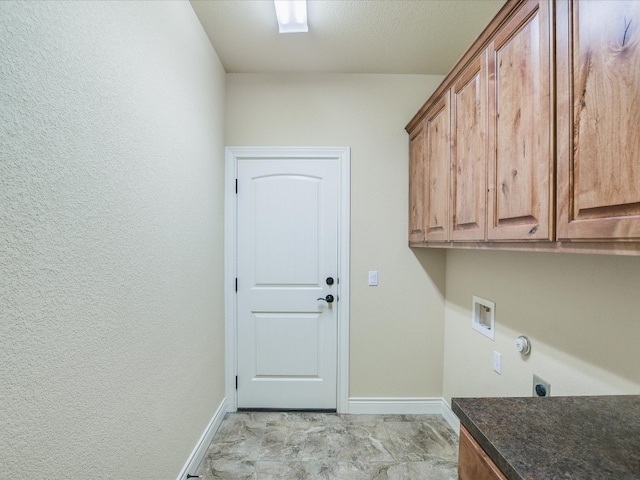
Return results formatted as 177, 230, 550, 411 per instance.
493, 351, 502, 374
368, 271, 378, 286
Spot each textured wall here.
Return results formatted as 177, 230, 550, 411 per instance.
0, 2, 226, 478
226, 73, 447, 398
443, 250, 640, 402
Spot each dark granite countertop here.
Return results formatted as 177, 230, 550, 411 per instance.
452, 395, 640, 480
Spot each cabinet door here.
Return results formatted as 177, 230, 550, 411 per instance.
425, 93, 451, 242
487, 0, 554, 240
557, 0, 640, 240
408, 119, 426, 243
451, 52, 488, 241
458, 426, 507, 480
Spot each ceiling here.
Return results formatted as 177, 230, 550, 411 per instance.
189, 0, 506, 75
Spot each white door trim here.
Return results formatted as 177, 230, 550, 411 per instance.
224, 146, 350, 413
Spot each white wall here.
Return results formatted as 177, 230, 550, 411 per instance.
443, 249, 640, 403
0, 2, 226, 478
226, 73, 447, 398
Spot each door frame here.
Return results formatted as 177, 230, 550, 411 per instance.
224, 146, 350, 413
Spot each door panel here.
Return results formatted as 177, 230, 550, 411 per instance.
237, 158, 338, 410
425, 93, 451, 242
254, 313, 320, 376
451, 52, 488, 241
254, 175, 320, 285
556, 0, 640, 239
408, 120, 427, 243
487, 0, 553, 240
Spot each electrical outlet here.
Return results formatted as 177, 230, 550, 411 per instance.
493, 351, 502, 374
533, 374, 551, 397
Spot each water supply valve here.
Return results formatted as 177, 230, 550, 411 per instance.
515, 335, 531, 355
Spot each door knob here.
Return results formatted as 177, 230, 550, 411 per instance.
317, 294, 335, 303
326, 277, 334, 285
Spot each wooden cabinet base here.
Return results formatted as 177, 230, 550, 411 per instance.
458, 426, 507, 480
409, 239, 640, 256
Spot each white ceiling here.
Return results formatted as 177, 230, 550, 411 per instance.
189, 0, 506, 75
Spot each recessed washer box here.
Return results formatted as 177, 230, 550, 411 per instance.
472, 296, 495, 340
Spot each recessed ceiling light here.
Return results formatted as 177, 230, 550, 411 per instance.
274, 0, 308, 34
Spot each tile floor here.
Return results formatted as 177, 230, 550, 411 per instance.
195, 412, 459, 479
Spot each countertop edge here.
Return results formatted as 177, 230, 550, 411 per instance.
451, 398, 521, 480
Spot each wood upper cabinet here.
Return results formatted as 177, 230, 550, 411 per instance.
424, 92, 451, 242
556, 0, 640, 240
407, 0, 640, 253
451, 52, 489, 241
408, 119, 426, 243
487, 0, 554, 241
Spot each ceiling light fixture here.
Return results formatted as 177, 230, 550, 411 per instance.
274, 0, 308, 34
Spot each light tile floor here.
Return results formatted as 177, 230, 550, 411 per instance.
195, 412, 459, 480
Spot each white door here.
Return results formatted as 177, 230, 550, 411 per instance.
236, 157, 339, 409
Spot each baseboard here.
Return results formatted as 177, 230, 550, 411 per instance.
347, 397, 460, 436
347, 397, 442, 415
176, 396, 227, 480
440, 399, 460, 435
